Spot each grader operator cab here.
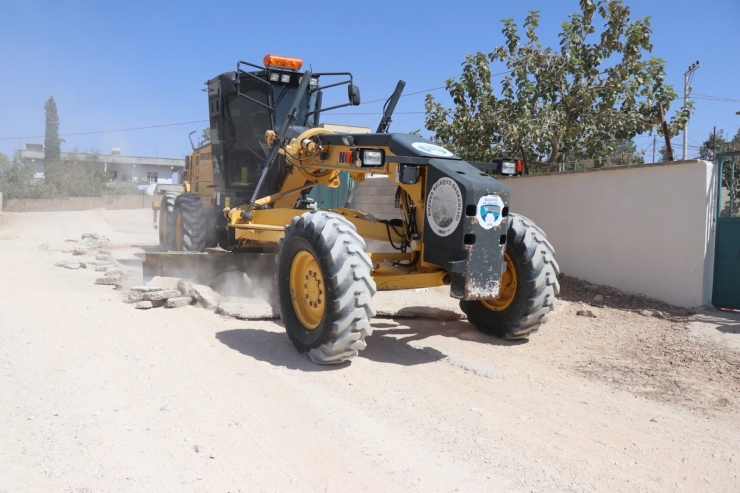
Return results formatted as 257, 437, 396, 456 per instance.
154, 54, 560, 364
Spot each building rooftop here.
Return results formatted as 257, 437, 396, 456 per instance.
19, 149, 185, 168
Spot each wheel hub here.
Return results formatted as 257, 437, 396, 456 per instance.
289, 251, 325, 329
481, 252, 517, 311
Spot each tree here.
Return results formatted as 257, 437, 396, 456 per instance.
425, 0, 693, 171
201, 127, 211, 144
609, 139, 644, 166
658, 144, 671, 162
698, 129, 726, 161
44, 96, 64, 186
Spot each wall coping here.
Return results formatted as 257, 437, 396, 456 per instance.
500, 159, 709, 180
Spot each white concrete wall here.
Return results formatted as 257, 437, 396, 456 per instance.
353, 161, 717, 308
502, 160, 716, 308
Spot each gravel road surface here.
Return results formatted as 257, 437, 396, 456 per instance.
0, 209, 738, 492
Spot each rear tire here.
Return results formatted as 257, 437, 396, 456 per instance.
460, 213, 560, 339
277, 211, 376, 364
159, 192, 179, 251
173, 194, 207, 252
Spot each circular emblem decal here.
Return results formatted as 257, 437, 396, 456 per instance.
412, 142, 455, 157
476, 195, 505, 229
426, 178, 463, 237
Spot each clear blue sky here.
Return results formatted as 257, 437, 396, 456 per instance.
1, 0, 738, 160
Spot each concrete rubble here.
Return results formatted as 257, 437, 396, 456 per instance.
55, 233, 128, 287
216, 297, 279, 320
165, 297, 193, 308
142, 289, 181, 302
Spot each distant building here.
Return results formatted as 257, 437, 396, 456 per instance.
19, 144, 185, 185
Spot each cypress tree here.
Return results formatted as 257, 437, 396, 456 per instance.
43, 96, 62, 186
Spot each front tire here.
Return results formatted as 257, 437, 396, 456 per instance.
172, 194, 207, 252
159, 192, 179, 251
460, 213, 560, 339
276, 211, 376, 364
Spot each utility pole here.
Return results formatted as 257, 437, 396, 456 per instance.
713, 126, 717, 161
652, 134, 656, 163
683, 61, 700, 160
659, 102, 674, 161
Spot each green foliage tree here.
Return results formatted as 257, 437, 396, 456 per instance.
201, 127, 211, 143
0, 149, 111, 200
44, 96, 64, 186
425, 0, 692, 172
718, 129, 740, 217
658, 144, 671, 162
698, 129, 726, 161
609, 138, 644, 166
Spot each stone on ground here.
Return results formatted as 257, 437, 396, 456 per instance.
95, 277, 122, 286
72, 248, 94, 256
147, 276, 181, 291
576, 309, 597, 318
81, 233, 100, 240
143, 289, 181, 302
134, 301, 153, 310
55, 261, 80, 269
184, 283, 221, 309
127, 291, 144, 302
95, 254, 113, 262
130, 285, 165, 293
216, 297, 279, 320
375, 305, 463, 321
166, 297, 193, 308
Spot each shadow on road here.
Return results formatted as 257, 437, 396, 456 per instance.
215, 329, 347, 372
362, 317, 526, 366
216, 315, 527, 370
691, 310, 740, 335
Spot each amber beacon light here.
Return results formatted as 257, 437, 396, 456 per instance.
263, 54, 303, 71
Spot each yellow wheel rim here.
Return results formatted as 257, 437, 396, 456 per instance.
175, 213, 183, 251
481, 252, 517, 312
289, 250, 325, 329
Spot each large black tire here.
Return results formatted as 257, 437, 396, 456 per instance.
460, 213, 560, 339
159, 192, 179, 251
172, 194, 207, 252
276, 211, 376, 364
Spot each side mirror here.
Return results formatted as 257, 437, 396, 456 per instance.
348, 84, 361, 106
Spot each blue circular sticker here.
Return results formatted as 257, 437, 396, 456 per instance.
412, 142, 454, 157
476, 195, 504, 229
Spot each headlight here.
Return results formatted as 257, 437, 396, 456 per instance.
500, 161, 516, 175
269, 72, 280, 82
362, 150, 383, 166
280, 74, 291, 83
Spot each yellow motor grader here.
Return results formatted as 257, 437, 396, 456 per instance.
153, 54, 560, 364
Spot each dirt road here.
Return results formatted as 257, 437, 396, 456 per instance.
0, 209, 738, 492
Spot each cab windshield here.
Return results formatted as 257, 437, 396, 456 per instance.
272, 85, 319, 128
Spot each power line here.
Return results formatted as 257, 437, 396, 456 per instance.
0, 119, 209, 141
0, 76, 733, 141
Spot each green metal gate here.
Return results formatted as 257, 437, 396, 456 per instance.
308, 171, 354, 209
712, 148, 740, 309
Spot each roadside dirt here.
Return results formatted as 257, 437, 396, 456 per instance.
0, 209, 738, 492
555, 277, 739, 415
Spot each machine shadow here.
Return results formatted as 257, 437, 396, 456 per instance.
215, 328, 348, 372
215, 315, 527, 370
361, 316, 527, 366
